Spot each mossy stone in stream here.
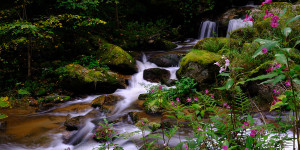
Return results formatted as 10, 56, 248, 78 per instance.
64, 116, 85, 131
193, 37, 240, 53
151, 38, 177, 50
97, 43, 137, 75
176, 50, 221, 89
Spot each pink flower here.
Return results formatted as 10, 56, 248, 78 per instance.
170, 101, 174, 106
222, 55, 226, 59
250, 129, 257, 137
266, 67, 274, 73
274, 63, 281, 69
286, 80, 291, 87
242, 121, 249, 129
226, 106, 231, 109
259, 129, 265, 135
271, 16, 279, 22
205, 89, 209, 94
245, 148, 249, 150
194, 97, 198, 102
197, 127, 203, 131
151, 89, 154, 93
214, 62, 220, 66
210, 95, 214, 99
273, 89, 279, 94
262, 48, 268, 54
159, 85, 163, 90
219, 67, 226, 73
262, 0, 272, 5
263, 9, 274, 19
270, 21, 279, 28
225, 59, 230, 68
223, 103, 228, 107
222, 145, 228, 150
176, 97, 180, 102
187, 97, 191, 102
243, 13, 253, 22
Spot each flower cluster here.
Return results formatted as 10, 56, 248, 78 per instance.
272, 89, 282, 105
242, 121, 249, 129
270, 15, 279, 28
266, 62, 282, 73
214, 55, 230, 73
250, 129, 257, 137
223, 103, 231, 109
262, 0, 272, 5
263, 9, 274, 20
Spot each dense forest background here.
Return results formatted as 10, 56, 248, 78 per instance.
0, 0, 297, 99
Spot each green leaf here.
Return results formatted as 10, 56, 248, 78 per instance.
275, 54, 287, 65
18, 89, 31, 95
294, 40, 300, 48
252, 39, 279, 58
286, 15, 300, 25
246, 136, 254, 148
282, 27, 292, 38
272, 74, 286, 85
246, 72, 278, 82
281, 48, 294, 53
225, 78, 234, 90
279, 8, 287, 17
218, 72, 230, 77
270, 101, 287, 111
293, 78, 300, 85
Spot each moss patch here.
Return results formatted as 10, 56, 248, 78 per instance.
177, 50, 222, 75
193, 37, 241, 53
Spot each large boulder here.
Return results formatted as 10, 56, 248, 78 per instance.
97, 43, 137, 75
149, 39, 177, 50
143, 68, 171, 83
149, 53, 184, 67
91, 94, 124, 108
176, 50, 222, 89
57, 64, 126, 94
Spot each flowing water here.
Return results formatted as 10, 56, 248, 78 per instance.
226, 19, 253, 38
198, 21, 217, 40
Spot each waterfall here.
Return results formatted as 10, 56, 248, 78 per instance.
198, 21, 217, 40
226, 19, 253, 38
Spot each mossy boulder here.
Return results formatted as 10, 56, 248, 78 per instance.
57, 64, 126, 94
151, 39, 177, 50
176, 50, 222, 89
97, 43, 137, 75
149, 53, 183, 67
193, 37, 241, 53
230, 27, 259, 43
143, 68, 171, 83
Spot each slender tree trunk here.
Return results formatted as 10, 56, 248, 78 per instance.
27, 36, 31, 77
115, 3, 119, 29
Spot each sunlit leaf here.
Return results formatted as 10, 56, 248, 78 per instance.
282, 27, 292, 38
286, 15, 300, 25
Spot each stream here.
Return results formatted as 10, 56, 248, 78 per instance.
0, 39, 298, 150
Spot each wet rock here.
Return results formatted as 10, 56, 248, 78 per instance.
143, 68, 170, 83
150, 39, 177, 50
129, 112, 162, 124
176, 50, 221, 89
0, 121, 7, 132
91, 94, 124, 108
165, 79, 177, 87
149, 53, 181, 67
64, 116, 85, 131
62, 130, 77, 143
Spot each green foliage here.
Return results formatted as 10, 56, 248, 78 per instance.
0, 97, 9, 119
75, 55, 109, 70
168, 77, 197, 101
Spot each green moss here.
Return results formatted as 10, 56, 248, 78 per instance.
193, 37, 241, 52
99, 43, 135, 65
58, 63, 118, 83
230, 27, 259, 43
153, 39, 177, 50
178, 50, 221, 74
248, 60, 274, 78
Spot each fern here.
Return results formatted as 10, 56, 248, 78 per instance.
234, 89, 251, 115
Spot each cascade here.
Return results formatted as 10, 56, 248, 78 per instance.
226, 19, 253, 38
198, 21, 217, 40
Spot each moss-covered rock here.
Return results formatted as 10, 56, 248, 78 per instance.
149, 53, 183, 67
230, 27, 259, 43
57, 64, 126, 94
193, 37, 241, 53
176, 50, 222, 89
97, 43, 137, 75
91, 94, 123, 108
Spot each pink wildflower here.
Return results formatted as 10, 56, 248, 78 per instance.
170, 101, 174, 106
176, 97, 180, 102
262, 48, 268, 54
250, 129, 257, 137
222, 145, 228, 150
214, 62, 220, 66
274, 63, 281, 69
266, 67, 274, 73
259, 129, 265, 135
226, 105, 231, 109
273, 89, 279, 94
219, 67, 226, 73
187, 97, 191, 102
225, 59, 230, 68
222, 55, 226, 59
224, 103, 228, 107
270, 21, 279, 28
263, 9, 274, 19
194, 97, 198, 102
197, 127, 203, 131
262, 0, 272, 5
245, 148, 249, 150
205, 89, 209, 94
271, 16, 279, 22
243, 13, 253, 22
242, 121, 249, 129
285, 80, 291, 87
159, 85, 163, 90
210, 95, 214, 99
